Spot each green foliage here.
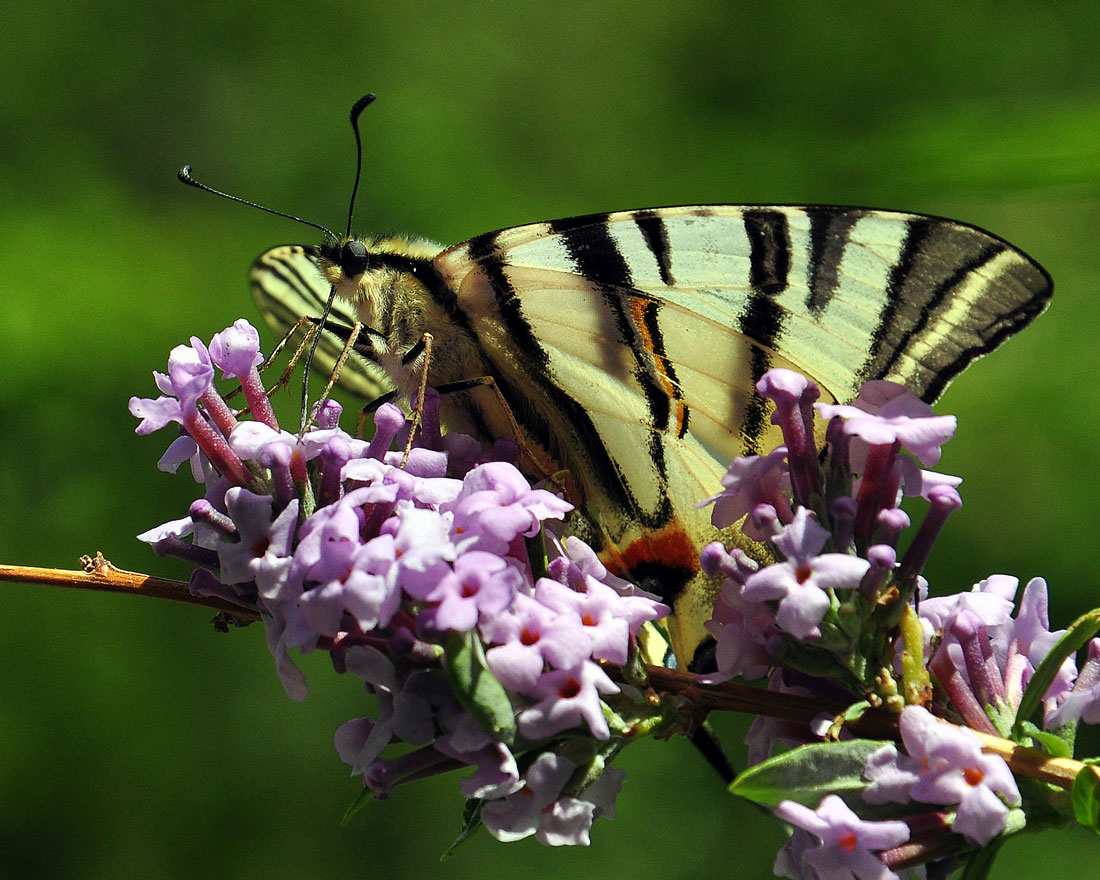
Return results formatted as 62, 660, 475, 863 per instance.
1072, 763, 1100, 832
729, 740, 888, 808
443, 630, 516, 745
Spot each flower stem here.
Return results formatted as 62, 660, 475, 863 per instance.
0, 555, 259, 624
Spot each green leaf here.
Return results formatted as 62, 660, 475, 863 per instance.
1072, 764, 1100, 832
340, 784, 374, 827
729, 739, 889, 807
443, 630, 516, 745
441, 798, 484, 860
1017, 720, 1072, 758
1013, 608, 1100, 740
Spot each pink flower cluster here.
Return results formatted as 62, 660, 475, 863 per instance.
131, 319, 669, 846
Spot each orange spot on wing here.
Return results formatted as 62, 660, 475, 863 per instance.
604, 522, 700, 577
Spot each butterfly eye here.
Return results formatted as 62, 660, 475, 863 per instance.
340, 240, 369, 277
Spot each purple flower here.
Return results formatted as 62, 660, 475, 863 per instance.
815, 380, 956, 468
698, 446, 792, 540
704, 578, 777, 681
444, 461, 573, 554
741, 508, 870, 640
216, 489, 299, 600
483, 593, 592, 693
481, 753, 580, 843
774, 795, 909, 880
535, 578, 630, 664
209, 319, 263, 379
1046, 638, 1100, 728
925, 576, 1073, 732
298, 537, 401, 636
516, 661, 620, 740
413, 551, 523, 633
435, 738, 522, 800
130, 335, 256, 487
863, 706, 1020, 846
756, 369, 820, 507
481, 753, 616, 846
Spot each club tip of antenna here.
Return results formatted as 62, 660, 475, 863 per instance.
178, 165, 195, 184
351, 93, 377, 121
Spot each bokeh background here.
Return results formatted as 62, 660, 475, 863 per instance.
2, 4, 1098, 878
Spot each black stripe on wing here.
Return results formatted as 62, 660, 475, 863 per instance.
805, 207, 862, 317
634, 209, 675, 287
738, 210, 793, 453
467, 225, 677, 531
551, 216, 681, 526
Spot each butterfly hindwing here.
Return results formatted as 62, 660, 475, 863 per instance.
250, 244, 392, 402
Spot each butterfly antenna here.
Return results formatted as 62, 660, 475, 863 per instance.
177, 166, 337, 240
345, 93, 376, 237
297, 92, 377, 434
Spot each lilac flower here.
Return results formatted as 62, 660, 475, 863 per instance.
413, 551, 523, 633
925, 576, 1073, 732
774, 795, 909, 880
482, 592, 591, 693
453, 744, 524, 800
297, 536, 401, 636
1045, 637, 1100, 728
534, 578, 631, 664
481, 753, 618, 846
815, 380, 956, 468
756, 369, 820, 507
699, 446, 793, 540
216, 489, 298, 600
547, 536, 669, 628
443, 461, 573, 554
209, 318, 277, 430
705, 578, 777, 682
482, 753, 579, 843
516, 661, 620, 740
741, 508, 870, 640
339, 647, 439, 773
863, 706, 1020, 846
130, 337, 253, 486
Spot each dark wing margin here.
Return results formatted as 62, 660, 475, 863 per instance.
849, 213, 1053, 402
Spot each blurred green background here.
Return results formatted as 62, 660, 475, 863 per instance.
1, 3, 1098, 878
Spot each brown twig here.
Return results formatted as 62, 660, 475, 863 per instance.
638, 666, 1096, 792
0, 553, 259, 624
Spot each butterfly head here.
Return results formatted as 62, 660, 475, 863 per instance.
315, 234, 443, 320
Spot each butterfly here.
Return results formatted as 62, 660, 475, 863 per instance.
249, 202, 1051, 671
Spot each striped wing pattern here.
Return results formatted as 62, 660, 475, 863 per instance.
250, 244, 392, 401
252, 205, 1051, 668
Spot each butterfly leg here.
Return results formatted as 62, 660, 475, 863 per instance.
398, 332, 435, 467
257, 316, 321, 400
354, 390, 400, 437
299, 320, 364, 436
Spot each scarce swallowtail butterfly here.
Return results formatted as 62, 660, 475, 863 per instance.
223, 98, 1053, 672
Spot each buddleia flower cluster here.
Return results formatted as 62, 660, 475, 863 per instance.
129, 320, 1100, 874
700, 369, 1100, 878
129, 319, 671, 847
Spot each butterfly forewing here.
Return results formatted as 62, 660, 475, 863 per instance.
252, 204, 1052, 669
